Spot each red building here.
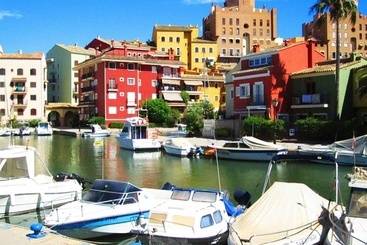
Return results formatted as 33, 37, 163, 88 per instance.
77, 38, 183, 125
232, 40, 325, 121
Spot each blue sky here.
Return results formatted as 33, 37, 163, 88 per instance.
1, 0, 366, 53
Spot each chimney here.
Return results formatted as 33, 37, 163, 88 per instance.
252, 44, 260, 53
111, 40, 115, 47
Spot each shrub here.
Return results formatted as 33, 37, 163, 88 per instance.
143, 99, 171, 124
28, 119, 42, 128
294, 117, 334, 141
88, 117, 105, 125
243, 116, 285, 140
183, 103, 204, 136
180, 91, 190, 105
165, 109, 181, 127
109, 122, 124, 129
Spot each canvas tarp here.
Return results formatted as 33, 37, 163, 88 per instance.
241, 136, 286, 151
331, 135, 367, 155
230, 182, 333, 244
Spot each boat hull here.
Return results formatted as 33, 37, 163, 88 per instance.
216, 148, 286, 161
298, 149, 367, 166
118, 138, 161, 151
82, 132, 110, 138
163, 144, 191, 157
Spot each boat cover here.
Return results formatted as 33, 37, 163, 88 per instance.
230, 182, 332, 244
166, 138, 193, 148
331, 135, 367, 155
241, 136, 285, 150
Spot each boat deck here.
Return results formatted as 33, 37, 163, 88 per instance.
0, 222, 90, 244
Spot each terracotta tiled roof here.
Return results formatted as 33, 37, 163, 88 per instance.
57, 44, 95, 55
0, 52, 43, 59
94, 37, 154, 50
154, 25, 198, 32
291, 60, 362, 76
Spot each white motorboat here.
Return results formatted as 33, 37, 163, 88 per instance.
213, 136, 287, 161
81, 124, 111, 138
117, 117, 161, 151
326, 167, 367, 245
133, 184, 244, 244
0, 145, 82, 217
35, 122, 53, 136
163, 138, 195, 157
0, 128, 11, 136
12, 124, 31, 136
298, 135, 367, 166
167, 124, 188, 137
44, 180, 152, 239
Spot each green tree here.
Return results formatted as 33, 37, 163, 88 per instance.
180, 91, 190, 105
200, 100, 215, 119
310, 0, 357, 118
143, 99, 171, 125
183, 103, 204, 136
166, 109, 181, 127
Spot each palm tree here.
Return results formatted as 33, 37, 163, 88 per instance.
310, 0, 358, 118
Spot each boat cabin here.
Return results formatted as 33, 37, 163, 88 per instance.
90, 124, 102, 133
120, 117, 148, 140
347, 167, 367, 219
83, 180, 143, 205
38, 122, 51, 129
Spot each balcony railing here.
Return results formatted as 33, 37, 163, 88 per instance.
107, 84, 118, 91
12, 87, 27, 94
81, 72, 96, 80
13, 100, 28, 107
81, 86, 96, 93
292, 93, 328, 105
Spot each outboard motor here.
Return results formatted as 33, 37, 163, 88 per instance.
233, 189, 252, 207
54, 172, 91, 190
161, 182, 175, 190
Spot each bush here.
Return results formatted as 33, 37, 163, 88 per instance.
243, 116, 286, 140
294, 117, 335, 141
183, 103, 204, 136
143, 99, 171, 125
109, 122, 124, 129
165, 109, 181, 127
28, 119, 42, 128
88, 117, 105, 125
8, 118, 21, 128
215, 128, 232, 139
180, 91, 190, 105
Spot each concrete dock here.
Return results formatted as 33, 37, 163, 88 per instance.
0, 222, 90, 244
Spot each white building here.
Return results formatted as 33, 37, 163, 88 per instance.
0, 50, 47, 125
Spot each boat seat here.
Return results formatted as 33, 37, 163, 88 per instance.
150, 213, 167, 224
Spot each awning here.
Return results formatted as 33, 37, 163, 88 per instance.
184, 80, 203, 86
162, 79, 181, 86
167, 102, 186, 107
161, 91, 183, 102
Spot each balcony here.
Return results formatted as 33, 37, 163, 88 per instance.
291, 93, 329, 109
81, 72, 95, 81
81, 86, 96, 93
107, 84, 118, 92
11, 86, 27, 94
13, 100, 27, 107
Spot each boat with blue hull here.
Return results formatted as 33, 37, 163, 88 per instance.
44, 180, 151, 240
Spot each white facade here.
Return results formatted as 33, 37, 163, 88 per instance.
0, 52, 47, 125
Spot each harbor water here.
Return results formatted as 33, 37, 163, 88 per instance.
0, 135, 352, 243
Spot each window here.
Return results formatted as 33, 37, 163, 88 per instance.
200, 214, 214, 228
177, 48, 180, 55
108, 62, 117, 69
31, 109, 37, 115
253, 19, 256, 26
108, 92, 117, 99
222, 49, 226, 55
74, 60, 79, 66
0, 95, 5, 101
222, 38, 226, 44
202, 47, 205, 53
267, 29, 270, 36
74, 72, 78, 78
195, 58, 199, 63
230, 27, 233, 35
222, 18, 225, 25
195, 47, 199, 53
108, 106, 117, 114
213, 210, 223, 224
236, 28, 240, 35
30, 95, 36, 101
235, 39, 240, 44
152, 80, 157, 87
0, 109, 5, 116
127, 78, 135, 85
239, 84, 250, 98
152, 66, 157, 73
0, 68, 5, 75
152, 93, 157, 99
127, 63, 135, 70
17, 69, 23, 76
229, 18, 233, 25
215, 96, 219, 101
176, 37, 180, 43
253, 29, 256, 35
266, 19, 270, 27
236, 18, 239, 26
30, 82, 36, 88
161, 36, 165, 42
108, 79, 116, 89
209, 48, 213, 53
17, 109, 24, 116
30, 69, 36, 75
229, 39, 234, 44
127, 108, 135, 114
161, 48, 165, 52
169, 37, 173, 42
259, 29, 263, 36
0, 82, 4, 87
222, 27, 226, 35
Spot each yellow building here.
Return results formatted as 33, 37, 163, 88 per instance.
153, 25, 218, 71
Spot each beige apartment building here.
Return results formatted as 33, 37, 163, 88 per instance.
203, 0, 277, 67
303, 11, 367, 59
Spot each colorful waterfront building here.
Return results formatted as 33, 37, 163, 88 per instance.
230, 40, 325, 120
152, 25, 218, 71
290, 53, 367, 121
46, 44, 94, 105
203, 0, 278, 68
0, 49, 47, 124
76, 37, 184, 125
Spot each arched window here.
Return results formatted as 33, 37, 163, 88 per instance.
0, 68, 5, 75
31, 109, 37, 115
30, 68, 36, 75
17, 68, 23, 76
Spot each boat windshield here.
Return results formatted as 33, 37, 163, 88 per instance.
39, 123, 49, 128
348, 188, 367, 219
83, 180, 141, 205
223, 142, 238, 148
131, 126, 147, 139
171, 189, 191, 201
0, 157, 28, 180
192, 191, 217, 203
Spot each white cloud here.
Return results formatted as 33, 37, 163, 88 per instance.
0, 10, 22, 20
183, 0, 223, 5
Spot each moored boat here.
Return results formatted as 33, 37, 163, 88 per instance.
0, 145, 82, 217
35, 122, 53, 136
212, 136, 287, 161
117, 117, 161, 151
163, 138, 195, 157
81, 124, 111, 138
0, 128, 11, 136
